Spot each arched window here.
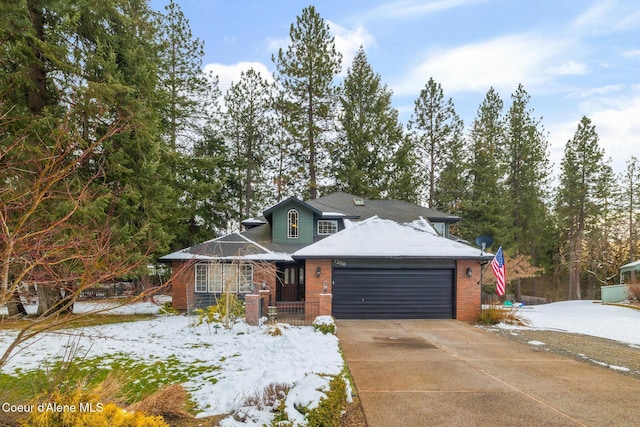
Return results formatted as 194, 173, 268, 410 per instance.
287, 209, 299, 239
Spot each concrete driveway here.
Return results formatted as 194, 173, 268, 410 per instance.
336, 320, 640, 427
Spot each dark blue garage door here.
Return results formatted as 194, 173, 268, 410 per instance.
332, 269, 454, 319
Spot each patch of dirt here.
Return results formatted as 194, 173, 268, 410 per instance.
485, 327, 640, 380
341, 395, 368, 427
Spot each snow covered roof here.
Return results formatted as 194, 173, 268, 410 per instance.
158, 228, 294, 262
293, 216, 489, 259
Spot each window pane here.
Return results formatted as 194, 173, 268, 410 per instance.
317, 220, 337, 235
209, 263, 223, 293
239, 264, 253, 293
224, 264, 239, 293
288, 209, 299, 239
195, 264, 208, 293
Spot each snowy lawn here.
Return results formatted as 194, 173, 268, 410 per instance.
0, 299, 345, 426
496, 300, 640, 346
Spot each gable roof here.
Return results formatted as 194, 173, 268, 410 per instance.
292, 216, 489, 260
159, 224, 299, 262
306, 192, 461, 223
262, 196, 322, 224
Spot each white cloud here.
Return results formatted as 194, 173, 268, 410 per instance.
366, 0, 487, 20
327, 20, 375, 73
203, 61, 273, 95
547, 95, 640, 178
571, 0, 640, 34
391, 33, 581, 96
622, 49, 640, 58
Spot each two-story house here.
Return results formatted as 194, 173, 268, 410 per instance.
159, 192, 491, 321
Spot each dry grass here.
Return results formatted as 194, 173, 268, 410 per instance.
478, 306, 529, 326
240, 382, 290, 410
128, 384, 193, 419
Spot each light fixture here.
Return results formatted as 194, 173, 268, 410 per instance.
262, 281, 267, 290
323, 282, 328, 293
316, 266, 321, 277
466, 267, 473, 278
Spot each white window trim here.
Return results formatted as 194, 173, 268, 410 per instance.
287, 209, 299, 239
317, 219, 338, 235
194, 262, 253, 294
195, 263, 208, 293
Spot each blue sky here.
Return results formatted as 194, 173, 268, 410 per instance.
152, 0, 640, 179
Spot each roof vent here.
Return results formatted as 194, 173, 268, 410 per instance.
353, 197, 365, 206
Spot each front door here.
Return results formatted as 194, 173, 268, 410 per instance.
277, 265, 305, 301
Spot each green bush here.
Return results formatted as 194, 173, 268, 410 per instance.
305, 375, 347, 427
158, 302, 179, 315
193, 294, 245, 330
312, 317, 336, 335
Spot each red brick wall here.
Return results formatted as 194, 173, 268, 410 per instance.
456, 259, 481, 321
253, 262, 277, 303
170, 261, 194, 311
304, 259, 332, 307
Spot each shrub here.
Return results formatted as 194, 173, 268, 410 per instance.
22, 381, 169, 427
477, 307, 527, 326
158, 302, 179, 315
305, 375, 347, 427
312, 316, 336, 335
268, 324, 283, 336
127, 384, 192, 419
193, 294, 245, 330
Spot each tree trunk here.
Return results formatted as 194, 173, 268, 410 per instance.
37, 286, 73, 317
7, 291, 27, 317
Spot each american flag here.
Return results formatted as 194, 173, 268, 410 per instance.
491, 246, 506, 296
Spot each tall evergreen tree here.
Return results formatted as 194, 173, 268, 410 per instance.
408, 78, 464, 208
504, 84, 552, 265
621, 156, 640, 262
0, 0, 178, 312
272, 6, 342, 199
223, 68, 277, 222
156, 0, 214, 151
556, 116, 610, 299
458, 88, 507, 243
387, 136, 420, 203
333, 47, 404, 198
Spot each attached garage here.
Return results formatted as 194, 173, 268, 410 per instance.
293, 217, 491, 322
332, 268, 454, 319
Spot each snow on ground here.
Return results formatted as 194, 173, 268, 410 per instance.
498, 300, 640, 346
0, 300, 344, 426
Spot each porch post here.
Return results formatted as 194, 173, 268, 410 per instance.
319, 293, 332, 317
245, 294, 261, 326
259, 289, 271, 316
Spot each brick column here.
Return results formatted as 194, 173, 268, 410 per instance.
259, 290, 271, 317
456, 259, 481, 322
245, 294, 261, 326
319, 293, 332, 317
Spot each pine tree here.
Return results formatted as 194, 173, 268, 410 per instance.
156, 0, 214, 151
621, 156, 640, 262
272, 6, 342, 199
387, 136, 420, 203
556, 116, 610, 299
504, 84, 552, 272
333, 47, 404, 198
408, 78, 464, 208
223, 68, 277, 221
0, 0, 180, 312
457, 88, 507, 244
